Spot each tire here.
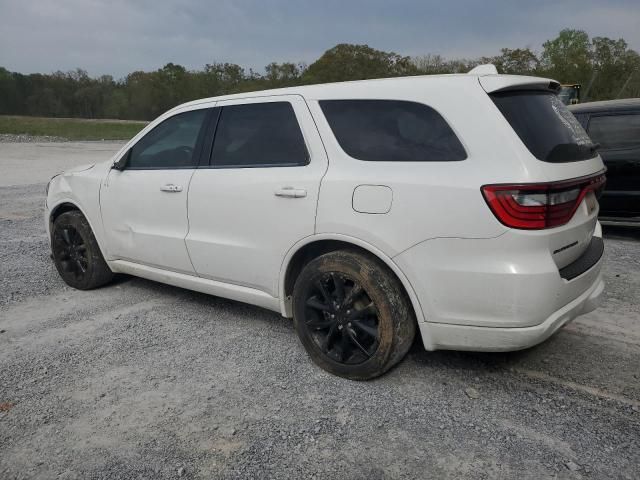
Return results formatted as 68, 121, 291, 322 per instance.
51, 210, 114, 290
292, 249, 416, 380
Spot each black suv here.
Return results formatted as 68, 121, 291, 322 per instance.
570, 99, 640, 225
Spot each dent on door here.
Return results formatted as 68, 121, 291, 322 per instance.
101, 169, 196, 273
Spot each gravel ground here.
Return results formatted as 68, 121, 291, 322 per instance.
0, 140, 126, 187
0, 143, 639, 479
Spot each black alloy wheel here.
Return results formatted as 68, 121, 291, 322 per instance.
51, 210, 114, 290
53, 225, 89, 280
293, 250, 416, 380
303, 272, 380, 365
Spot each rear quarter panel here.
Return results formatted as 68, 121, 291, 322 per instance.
309, 76, 605, 260
309, 76, 534, 257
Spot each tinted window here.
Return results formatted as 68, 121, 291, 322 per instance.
571, 113, 589, 129
128, 109, 207, 169
491, 91, 596, 163
211, 102, 308, 167
588, 114, 640, 149
319, 100, 466, 161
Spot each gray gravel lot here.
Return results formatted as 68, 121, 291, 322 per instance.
0, 140, 125, 187
1, 142, 639, 479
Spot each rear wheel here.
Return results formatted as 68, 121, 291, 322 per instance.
51, 211, 114, 290
292, 250, 415, 380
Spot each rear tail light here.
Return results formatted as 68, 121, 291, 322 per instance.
481, 171, 606, 230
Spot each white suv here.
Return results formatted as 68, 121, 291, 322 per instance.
45, 67, 606, 379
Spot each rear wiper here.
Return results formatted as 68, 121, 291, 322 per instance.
546, 143, 600, 163
587, 142, 601, 153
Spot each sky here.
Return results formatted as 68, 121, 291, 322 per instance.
1, 0, 639, 78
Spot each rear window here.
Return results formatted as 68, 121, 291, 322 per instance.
588, 114, 640, 150
319, 100, 466, 162
491, 91, 596, 163
571, 112, 590, 129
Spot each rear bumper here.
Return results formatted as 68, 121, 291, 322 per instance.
559, 236, 603, 280
418, 274, 604, 351
394, 224, 605, 351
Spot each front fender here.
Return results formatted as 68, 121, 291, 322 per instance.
45, 162, 110, 257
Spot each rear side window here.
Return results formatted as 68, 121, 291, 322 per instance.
211, 102, 309, 168
491, 91, 596, 163
319, 100, 466, 162
588, 114, 640, 150
128, 109, 207, 169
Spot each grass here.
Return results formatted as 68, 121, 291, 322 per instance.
0, 115, 148, 141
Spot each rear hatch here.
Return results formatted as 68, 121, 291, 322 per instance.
478, 76, 606, 272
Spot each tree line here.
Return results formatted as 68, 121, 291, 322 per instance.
1, 29, 638, 121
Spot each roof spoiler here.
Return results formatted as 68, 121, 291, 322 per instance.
468, 64, 498, 75
467, 64, 560, 94
479, 76, 561, 94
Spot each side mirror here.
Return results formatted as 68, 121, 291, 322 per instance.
112, 150, 130, 171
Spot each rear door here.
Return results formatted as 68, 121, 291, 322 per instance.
185, 95, 328, 296
587, 111, 640, 217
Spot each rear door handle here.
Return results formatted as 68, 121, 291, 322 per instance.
274, 187, 307, 198
160, 184, 183, 193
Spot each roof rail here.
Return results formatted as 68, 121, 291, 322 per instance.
468, 64, 498, 75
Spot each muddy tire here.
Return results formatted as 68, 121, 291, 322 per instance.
292, 249, 416, 380
51, 210, 114, 290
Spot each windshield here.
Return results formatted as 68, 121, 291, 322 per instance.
491, 90, 597, 163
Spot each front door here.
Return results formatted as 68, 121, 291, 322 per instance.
100, 107, 211, 273
186, 95, 328, 296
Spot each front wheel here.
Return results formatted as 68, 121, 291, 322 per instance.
292, 250, 415, 380
51, 210, 114, 290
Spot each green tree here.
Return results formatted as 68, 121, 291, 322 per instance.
0, 67, 19, 113
413, 54, 451, 74
302, 44, 418, 84
540, 29, 592, 83
26, 87, 64, 116
0, 30, 637, 121
493, 48, 539, 75
153, 63, 189, 113
589, 37, 640, 99
205, 62, 246, 91
124, 71, 155, 119
264, 62, 304, 87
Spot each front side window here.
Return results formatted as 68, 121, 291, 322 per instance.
211, 102, 308, 168
491, 91, 596, 163
588, 113, 640, 150
319, 99, 466, 162
128, 109, 208, 169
